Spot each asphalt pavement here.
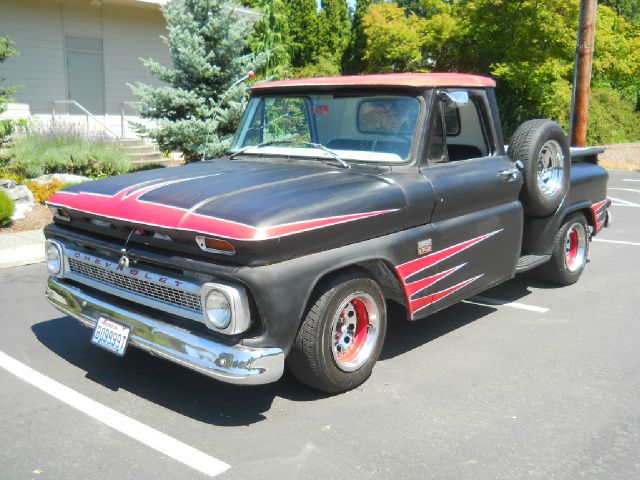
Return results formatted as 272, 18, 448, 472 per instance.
1, 170, 639, 480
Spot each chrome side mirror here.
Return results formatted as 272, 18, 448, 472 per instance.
441, 91, 469, 108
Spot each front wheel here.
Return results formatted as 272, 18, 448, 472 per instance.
537, 213, 589, 286
287, 273, 387, 393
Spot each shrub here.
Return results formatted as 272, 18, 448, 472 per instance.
2, 120, 130, 178
0, 189, 15, 226
25, 179, 77, 204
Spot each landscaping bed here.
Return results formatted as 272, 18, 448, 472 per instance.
1, 203, 50, 234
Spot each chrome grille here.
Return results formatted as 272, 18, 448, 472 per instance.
68, 258, 202, 312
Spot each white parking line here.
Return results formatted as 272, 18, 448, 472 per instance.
593, 238, 640, 247
0, 351, 230, 477
609, 196, 640, 207
466, 296, 549, 313
623, 179, 640, 182
609, 188, 640, 194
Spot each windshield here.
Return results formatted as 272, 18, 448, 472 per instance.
229, 94, 422, 163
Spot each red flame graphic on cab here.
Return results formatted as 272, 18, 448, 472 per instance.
396, 230, 501, 317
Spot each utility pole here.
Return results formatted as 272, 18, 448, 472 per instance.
570, 0, 598, 147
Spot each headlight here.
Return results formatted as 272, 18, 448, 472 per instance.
45, 240, 62, 275
204, 289, 232, 329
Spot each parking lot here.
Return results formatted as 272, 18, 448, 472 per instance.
1, 169, 639, 480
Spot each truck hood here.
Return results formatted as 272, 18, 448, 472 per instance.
48, 159, 410, 264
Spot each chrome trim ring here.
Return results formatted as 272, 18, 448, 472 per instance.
565, 222, 587, 272
537, 139, 565, 197
331, 292, 380, 372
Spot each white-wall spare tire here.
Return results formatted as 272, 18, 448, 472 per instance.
508, 119, 571, 217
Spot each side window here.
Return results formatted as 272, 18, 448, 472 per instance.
426, 101, 447, 164
443, 95, 491, 161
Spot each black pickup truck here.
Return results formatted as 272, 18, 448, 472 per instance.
44, 73, 610, 393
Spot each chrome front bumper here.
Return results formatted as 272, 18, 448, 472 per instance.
46, 276, 285, 385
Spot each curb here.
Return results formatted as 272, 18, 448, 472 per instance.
0, 229, 46, 269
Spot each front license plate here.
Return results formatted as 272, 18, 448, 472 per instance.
91, 318, 130, 356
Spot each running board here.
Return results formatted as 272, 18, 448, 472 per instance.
516, 254, 551, 273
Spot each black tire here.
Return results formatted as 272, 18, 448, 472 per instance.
508, 119, 571, 217
287, 272, 387, 394
537, 212, 589, 286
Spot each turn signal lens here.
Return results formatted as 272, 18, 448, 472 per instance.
48, 206, 70, 221
195, 236, 235, 255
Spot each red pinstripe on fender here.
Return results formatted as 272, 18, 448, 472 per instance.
590, 199, 607, 234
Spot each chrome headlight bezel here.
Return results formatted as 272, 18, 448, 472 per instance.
45, 239, 64, 276
200, 282, 251, 334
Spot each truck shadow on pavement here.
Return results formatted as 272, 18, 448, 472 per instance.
32, 274, 548, 427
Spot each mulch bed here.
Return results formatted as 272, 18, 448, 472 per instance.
0, 203, 52, 234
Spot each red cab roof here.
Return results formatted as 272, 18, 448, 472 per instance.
252, 72, 496, 91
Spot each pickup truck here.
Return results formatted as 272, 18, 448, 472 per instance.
44, 73, 610, 393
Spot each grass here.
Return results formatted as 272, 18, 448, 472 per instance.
0, 189, 15, 226
0, 120, 130, 178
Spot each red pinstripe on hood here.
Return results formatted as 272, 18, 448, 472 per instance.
48, 177, 396, 241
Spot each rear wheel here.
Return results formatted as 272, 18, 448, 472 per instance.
287, 273, 387, 393
538, 213, 589, 285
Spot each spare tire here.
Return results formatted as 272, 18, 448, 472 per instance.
508, 119, 570, 217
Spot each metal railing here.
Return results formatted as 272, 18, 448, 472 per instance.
121, 101, 145, 139
52, 100, 120, 138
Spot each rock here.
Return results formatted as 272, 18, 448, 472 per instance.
31, 173, 89, 185
11, 202, 33, 221
0, 183, 35, 204
0, 179, 17, 190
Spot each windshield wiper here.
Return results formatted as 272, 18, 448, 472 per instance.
229, 140, 349, 169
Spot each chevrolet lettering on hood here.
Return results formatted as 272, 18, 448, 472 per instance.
43, 72, 610, 393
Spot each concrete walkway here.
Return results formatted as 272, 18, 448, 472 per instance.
0, 229, 45, 269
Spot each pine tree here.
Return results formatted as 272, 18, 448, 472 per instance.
318, 0, 351, 66
130, 0, 263, 162
249, 0, 291, 78
284, 0, 320, 67
342, 0, 373, 74
1, 36, 20, 141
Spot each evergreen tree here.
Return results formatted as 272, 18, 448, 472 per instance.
601, 0, 640, 23
0, 37, 20, 141
284, 0, 320, 67
318, 0, 351, 66
342, 0, 374, 74
249, 0, 291, 78
131, 0, 263, 161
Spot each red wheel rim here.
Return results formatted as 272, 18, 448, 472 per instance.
337, 298, 368, 363
331, 293, 380, 372
566, 227, 579, 268
564, 222, 587, 272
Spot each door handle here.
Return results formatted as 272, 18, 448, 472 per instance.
498, 168, 519, 182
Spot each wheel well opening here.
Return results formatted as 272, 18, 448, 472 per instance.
309, 260, 408, 318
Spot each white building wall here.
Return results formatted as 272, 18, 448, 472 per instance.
0, 0, 170, 136
102, 4, 170, 116
0, 0, 67, 115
